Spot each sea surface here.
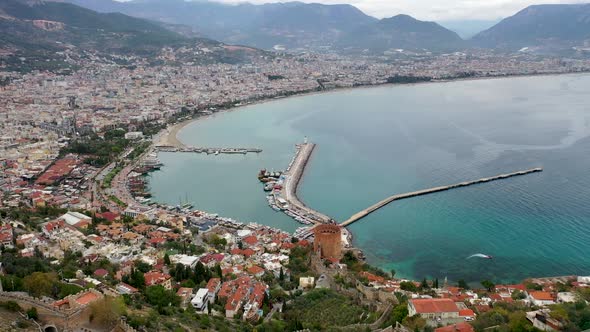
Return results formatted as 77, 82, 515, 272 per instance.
149, 74, 590, 284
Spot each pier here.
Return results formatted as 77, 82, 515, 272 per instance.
155, 146, 262, 155
278, 143, 334, 225
340, 167, 543, 227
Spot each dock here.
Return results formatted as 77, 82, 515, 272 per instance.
155, 146, 262, 155
278, 143, 334, 225
340, 167, 543, 227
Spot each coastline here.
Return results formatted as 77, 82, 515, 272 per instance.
167, 70, 590, 147
146, 73, 588, 280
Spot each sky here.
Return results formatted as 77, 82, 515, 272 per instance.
211, 0, 590, 21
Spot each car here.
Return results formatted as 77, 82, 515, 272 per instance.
464, 317, 474, 321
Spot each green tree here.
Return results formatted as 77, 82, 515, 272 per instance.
164, 253, 171, 266
390, 269, 396, 278
89, 297, 126, 327
481, 280, 495, 292
145, 285, 180, 309
391, 303, 409, 324
421, 278, 430, 289
457, 279, 469, 289
23, 272, 57, 298
26, 307, 38, 320
400, 281, 418, 292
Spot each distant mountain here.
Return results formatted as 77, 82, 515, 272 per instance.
64, 0, 378, 50
0, 0, 185, 55
438, 19, 501, 39
339, 15, 465, 53
472, 4, 590, 51
0, 0, 268, 72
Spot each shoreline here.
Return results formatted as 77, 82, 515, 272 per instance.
165, 70, 590, 146
150, 70, 590, 275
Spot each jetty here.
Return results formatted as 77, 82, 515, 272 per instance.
279, 142, 334, 224
155, 146, 262, 155
340, 167, 543, 227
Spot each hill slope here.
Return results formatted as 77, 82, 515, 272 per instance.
0, 0, 185, 55
339, 14, 465, 53
0, 0, 268, 72
472, 4, 590, 51
65, 0, 377, 50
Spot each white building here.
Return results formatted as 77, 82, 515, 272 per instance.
557, 292, 577, 303
124, 132, 144, 140
60, 211, 92, 227
191, 288, 209, 314
171, 254, 200, 269
528, 291, 556, 306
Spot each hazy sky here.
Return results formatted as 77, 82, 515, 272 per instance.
212, 0, 589, 21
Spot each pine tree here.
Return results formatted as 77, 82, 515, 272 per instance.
164, 253, 170, 266
279, 267, 284, 281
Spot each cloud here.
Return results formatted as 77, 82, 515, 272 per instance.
210, 0, 590, 21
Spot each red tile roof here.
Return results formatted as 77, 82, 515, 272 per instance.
410, 298, 459, 314
243, 236, 258, 246
459, 309, 475, 317
530, 291, 554, 301
93, 268, 109, 278
247, 265, 264, 275
435, 322, 474, 332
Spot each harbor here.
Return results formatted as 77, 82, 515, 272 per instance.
155, 146, 262, 155
258, 141, 335, 226
257, 142, 544, 229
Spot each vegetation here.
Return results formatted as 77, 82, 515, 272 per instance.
283, 289, 376, 330
386, 75, 432, 84
90, 297, 127, 327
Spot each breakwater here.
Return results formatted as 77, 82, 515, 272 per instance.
269, 143, 334, 225
156, 146, 262, 155
340, 168, 543, 227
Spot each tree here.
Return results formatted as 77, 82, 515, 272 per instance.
481, 280, 495, 292
391, 303, 408, 324
400, 281, 418, 292
214, 264, 223, 279
164, 253, 171, 266
123, 268, 145, 290
279, 267, 284, 281
135, 261, 152, 273
390, 269, 396, 278
89, 297, 126, 327
193, 262, 206, 284
26, 307, 38, 320
145, 285, 180, 309
457, 279, 469, 289
421, 278, 430, 289
433, 278, 439, 289
23, 272, 57, 298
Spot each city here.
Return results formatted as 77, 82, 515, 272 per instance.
2, 0, 590, 331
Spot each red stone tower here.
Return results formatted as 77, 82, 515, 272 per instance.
313, 224, 342, 260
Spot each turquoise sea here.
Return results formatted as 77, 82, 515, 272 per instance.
149, 74, 590, 284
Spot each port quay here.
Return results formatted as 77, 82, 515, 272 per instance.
155, 145, 263, 155
267, 141, 543, 229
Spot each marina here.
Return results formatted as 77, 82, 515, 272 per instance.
155, 146, 262, 155
258, 142, 335, 226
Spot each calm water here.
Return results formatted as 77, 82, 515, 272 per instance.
149, 74, 590, 284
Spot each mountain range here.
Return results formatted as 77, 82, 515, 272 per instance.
0, 0, 268, 72
3, 0, 590, 60
472, 4, 590, 52
63, 0, 464, 53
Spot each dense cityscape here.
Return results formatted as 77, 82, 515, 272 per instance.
2, 0, 590, 331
